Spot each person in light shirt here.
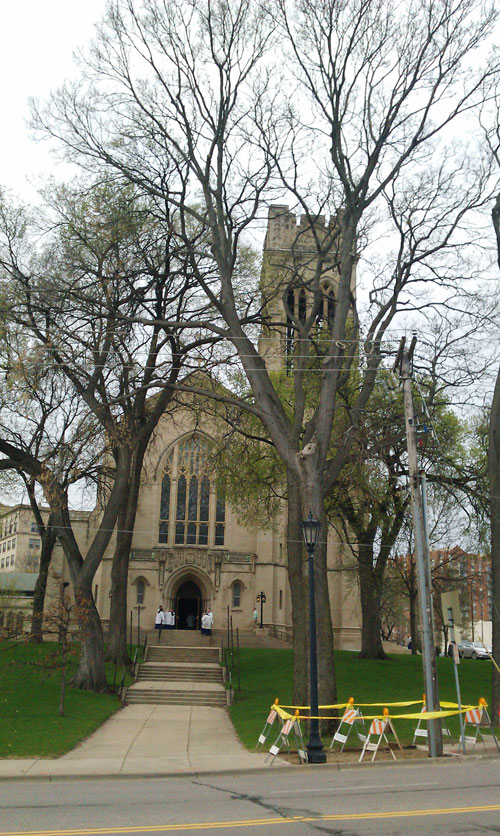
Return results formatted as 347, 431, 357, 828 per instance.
155, 606, 164, 630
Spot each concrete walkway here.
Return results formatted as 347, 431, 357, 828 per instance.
0, 704, 278, 779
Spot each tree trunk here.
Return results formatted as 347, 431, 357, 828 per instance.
297, 458, 337, 714
105, 416, 171, 664
71, 582, 107, 691
314, 531, 337, 710
488, 362, 500, 725
286, 473, 308, 705
30, 517, 57, 643
358, 547, 389, 660
105, 507, 132, 666
409, 559, 420, 655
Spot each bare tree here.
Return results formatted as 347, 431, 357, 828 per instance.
30, 0, 499, 705
0, 180, 220, 684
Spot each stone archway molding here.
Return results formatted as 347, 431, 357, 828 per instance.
165, 564, 214, 607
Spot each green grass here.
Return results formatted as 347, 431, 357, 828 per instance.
0, 641, 139, 758
229, 648, 494, 749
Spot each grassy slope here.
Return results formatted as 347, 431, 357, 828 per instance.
0, 642, 136, 758
1, 643, 493, 758
229, 648, 494, 749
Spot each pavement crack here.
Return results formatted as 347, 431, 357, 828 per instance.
190, 778, 343, 828
186, 705, 194, 771
119, 704, 157, 772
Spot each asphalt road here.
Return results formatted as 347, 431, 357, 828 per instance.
1, 758, 499, 836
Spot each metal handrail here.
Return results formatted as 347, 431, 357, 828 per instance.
118, 667, 127, 701
132, 646, 140, 678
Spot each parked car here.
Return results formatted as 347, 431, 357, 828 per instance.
458, 640, 491, 659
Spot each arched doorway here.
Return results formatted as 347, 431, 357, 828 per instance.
176, 579, 202, 630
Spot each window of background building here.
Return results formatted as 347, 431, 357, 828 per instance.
279, 589, 283, 609
11, 537, 15, 548
1, 559, 5, 568
136, 579, 145, 605
31, 522, 38, 533
232, 582, 241, 608
159, 435, 225, 547
29, 538, 40, 549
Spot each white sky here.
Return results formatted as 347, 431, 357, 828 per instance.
0, 0, 107, 202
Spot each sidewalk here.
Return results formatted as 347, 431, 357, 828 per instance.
0, 704, 279, 779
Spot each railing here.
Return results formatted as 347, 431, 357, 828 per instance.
222, 608, 241, 702
132, 646, 140, 678
267, 625, 293, 643
118, 669, 127, 701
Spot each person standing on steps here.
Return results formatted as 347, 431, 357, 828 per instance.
201, 611, 209, 636
155, 606, 164, 631
252, 607, 258, 632
205, 608, 213, 636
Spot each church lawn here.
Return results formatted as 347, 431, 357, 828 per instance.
229, 648, 494, 750
0, 641, 136, 758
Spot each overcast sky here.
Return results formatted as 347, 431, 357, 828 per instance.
0, 0, 107, 202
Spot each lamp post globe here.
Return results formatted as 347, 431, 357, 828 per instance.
300, 511, 326, 764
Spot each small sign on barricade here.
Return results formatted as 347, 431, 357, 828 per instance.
461, 699, 500, 753
412, 696, 453, 746
329, 698, 366, 752
266, 709, 307, 765
359, 709, 402, 763
254, 699, 281, 751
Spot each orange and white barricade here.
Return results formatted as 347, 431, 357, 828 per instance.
266, 710, 307, 765
412, 698, 452, 746
462, 700, 500, 753
329, 700, 366, 752
359, 710, 399, 763
255, 701, 282, 751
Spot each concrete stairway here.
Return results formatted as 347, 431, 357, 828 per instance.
147, 628, 290, 649
124, 644, 228, 708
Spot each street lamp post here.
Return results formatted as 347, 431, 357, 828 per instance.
301, 511, 326, 764
256, 591, 266, 629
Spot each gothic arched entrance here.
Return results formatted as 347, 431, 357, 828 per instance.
176, 579, 202, 630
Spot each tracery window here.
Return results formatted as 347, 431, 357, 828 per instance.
232, 581, 241, 608
316, 282, 336, 328
136, 579, 145, 605
158, 435, 225, 547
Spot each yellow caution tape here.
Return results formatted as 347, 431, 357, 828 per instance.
280, 699, 470, 711
295, 707, 478, 721
274, 702, 480, 722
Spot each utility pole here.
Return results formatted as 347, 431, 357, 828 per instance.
396, 336, 443, 757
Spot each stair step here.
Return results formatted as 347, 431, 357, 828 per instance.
146, 646, 219, 660
137, 672, 223, 681
137, 673, 223, 682
124, 691, 227, 707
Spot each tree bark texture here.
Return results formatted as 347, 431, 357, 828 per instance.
409, 559, 420, 655
357, 548, 388, 660
286, 473, 308, 705
29, 504, 57, 643
71, 581, 107, 691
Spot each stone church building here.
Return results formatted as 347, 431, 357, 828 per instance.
92, 206, 361, 648
2, 206, 362, 649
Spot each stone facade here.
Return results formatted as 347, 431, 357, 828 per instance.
89, 205, 361, 648
1, 206, 362, 650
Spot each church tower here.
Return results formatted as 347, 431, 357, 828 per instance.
258, 205, 349, 370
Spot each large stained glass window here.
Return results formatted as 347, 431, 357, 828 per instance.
158, 435, 225, 547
